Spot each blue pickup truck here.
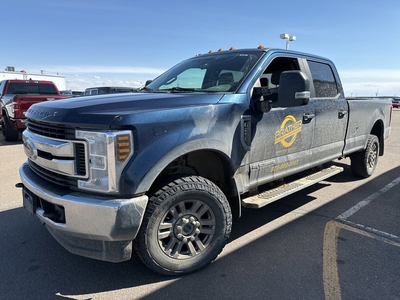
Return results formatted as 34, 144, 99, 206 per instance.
19, 47, 392, 275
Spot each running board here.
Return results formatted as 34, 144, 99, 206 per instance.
242, 166, 344, 209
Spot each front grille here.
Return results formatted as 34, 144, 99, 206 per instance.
25, 118, 88, 187
29, 160, 78, 187
75, 144, 86, 176
26, 119, 76, 140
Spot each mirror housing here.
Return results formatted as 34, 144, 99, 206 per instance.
252, 70, 310, 113
276, 70, 310, 107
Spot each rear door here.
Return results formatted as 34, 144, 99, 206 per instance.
305, 59, 348, 164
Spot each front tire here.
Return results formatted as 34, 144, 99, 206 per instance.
134, 176, 232, 276
350, 134, 379, 178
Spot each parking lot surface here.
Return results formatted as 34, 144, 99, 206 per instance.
1, 110, 399, 300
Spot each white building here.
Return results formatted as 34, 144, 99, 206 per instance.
0, 66, 66, 91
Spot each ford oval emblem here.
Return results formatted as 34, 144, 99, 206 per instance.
24, 139, 38, 161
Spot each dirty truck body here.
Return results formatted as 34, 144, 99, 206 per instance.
19, 47, 391, 275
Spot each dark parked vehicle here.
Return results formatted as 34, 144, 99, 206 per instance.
83, 86, 136, 96
59, 90, 73, 97
60, 90, 84, 97
72, 90, 83, 97
392, 98, 400, 109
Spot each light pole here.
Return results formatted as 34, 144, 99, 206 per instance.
280, 33, 296, 49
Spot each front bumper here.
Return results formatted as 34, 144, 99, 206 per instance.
10, 117, 26, 130
19, 162, 148, 262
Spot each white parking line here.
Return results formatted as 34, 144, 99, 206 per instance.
335, 175, 400, 241
338, 218, 400, 242
323, 176, 400, 300
337, 176, 400, 220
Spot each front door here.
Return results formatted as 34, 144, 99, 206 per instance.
245, 56, 316, 189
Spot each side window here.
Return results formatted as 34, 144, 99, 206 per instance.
307, 61, 338, 98
261, 57, 300, 88
256, 57, 300, 101
97, 88, 108, 94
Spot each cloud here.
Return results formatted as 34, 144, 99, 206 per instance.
339, 69, 400, 96
27, 64, 167, 91
363, 83, 380, 87
340, 69, 400, 81
38, 65, 166, 75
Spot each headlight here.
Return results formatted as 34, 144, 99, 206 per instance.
76, 130, 133, 193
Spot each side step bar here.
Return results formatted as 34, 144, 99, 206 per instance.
242, 165, 344, 209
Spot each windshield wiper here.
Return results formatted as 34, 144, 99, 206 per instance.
162, 87, 196, 92
138, 86, 153, 92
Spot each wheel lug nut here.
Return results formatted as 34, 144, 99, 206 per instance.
182, 237, 188, 243
177, 233, 182, 239
190, 236, 195, 242
189, 216, 195, 222
182, 218, 189, 224
177, 226, 182, 231
195, 229, 200, 234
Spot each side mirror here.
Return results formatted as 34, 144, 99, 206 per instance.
276, 71, 310, 107
145, 80, 153, 86
252, 70, 310, 113
251, 87, 273, 113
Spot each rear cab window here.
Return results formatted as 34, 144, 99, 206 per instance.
307, 60, 339, 98
7, 82, 58, 95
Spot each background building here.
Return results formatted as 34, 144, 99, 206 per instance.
0, 66, 66, 90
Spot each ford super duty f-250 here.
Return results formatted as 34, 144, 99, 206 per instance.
18, 46, 392, 275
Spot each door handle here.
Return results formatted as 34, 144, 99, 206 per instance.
303, 113, 315, 121
338, 110, 348, 118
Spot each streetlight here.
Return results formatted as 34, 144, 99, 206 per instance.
280, 33, 296, 49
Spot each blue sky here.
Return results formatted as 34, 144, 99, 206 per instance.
1, 0, 399, 96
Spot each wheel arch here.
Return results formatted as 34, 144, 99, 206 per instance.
370, 119, 384, 156
135, 141, 241, 218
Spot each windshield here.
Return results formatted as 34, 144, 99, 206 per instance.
146, 51, 264, 93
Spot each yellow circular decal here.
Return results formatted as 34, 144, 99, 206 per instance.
275, 115, 302, 147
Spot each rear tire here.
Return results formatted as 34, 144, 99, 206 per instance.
2, 116, 19, 141
134, 175, 232, 276
350, 134, 379, 178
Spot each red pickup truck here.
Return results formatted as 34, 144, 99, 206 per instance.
0, 80, 68, 141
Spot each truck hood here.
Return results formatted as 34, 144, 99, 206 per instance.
26, 92, 225, 127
